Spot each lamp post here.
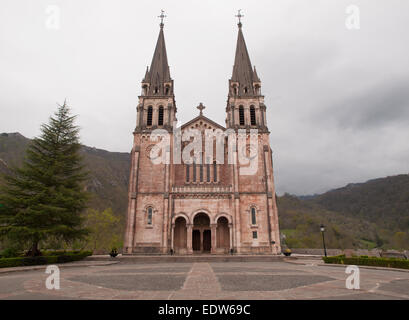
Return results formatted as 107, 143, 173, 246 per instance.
320, 224, 327, 257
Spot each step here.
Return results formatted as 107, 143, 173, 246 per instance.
85, 254, 296, 263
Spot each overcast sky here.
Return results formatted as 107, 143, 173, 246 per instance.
1, 0, 408, 195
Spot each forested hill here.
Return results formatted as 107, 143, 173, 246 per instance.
278, 175, 409, 250
310, 175, 409, 230
1, 132, 408, 250
0, 132, 130, 219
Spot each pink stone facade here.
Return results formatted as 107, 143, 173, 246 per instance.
123, 21, 281, 255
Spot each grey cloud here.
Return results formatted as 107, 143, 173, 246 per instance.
316, 77, 409, 130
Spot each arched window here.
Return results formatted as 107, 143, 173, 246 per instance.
213, 160, 217, 182
239, 106, 245, 126
244, 87, 248, 94
250, 106, 256, 126
251, 207, 257, 225
147, 106, 153, 126
206, 160, 210, 182
154, 86, 158, 94
147, 207, 153, 225
158, 106, 164, 126
165, 86, 170, 95
200, 163, 203, 182
193, 161, 196, 182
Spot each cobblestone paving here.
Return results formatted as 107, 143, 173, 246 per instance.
1, 259, 409, 300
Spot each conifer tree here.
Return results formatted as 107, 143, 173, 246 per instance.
0, 101, 89, 256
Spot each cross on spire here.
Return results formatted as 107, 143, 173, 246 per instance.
197, 103, 206, 115
235, 9, 244, 27
158, 9, 166, 27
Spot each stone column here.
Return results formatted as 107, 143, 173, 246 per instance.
153, 107, 158, 126
211, 223, 217, 254
263, 145, 280, 254
234, 106, 239, 126
163, 105, 168, 126
245, 106, 250, 125
137, 105, 143, 127
124, 146, 140, 253
232, 148, 241, 253
187, 224, 193, 254
229, 223, 233, 251
162, 147, 171, 252
136, 105, 140, 127
256, 106, 261, 126
168, 103, 173, 125
162, 198, 169, 253
263, 109, 267, 126
170, 223, 175, 251
168, 105, 171, 126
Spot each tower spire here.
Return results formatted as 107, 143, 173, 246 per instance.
230, 11, 260, 96
142, 10, 172, 96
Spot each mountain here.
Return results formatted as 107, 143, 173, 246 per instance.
0, 132, 130, 222
310, 175, 409, 230
1, 132, 408, 250
278, 194, 383, 249
278, 175, 409, 250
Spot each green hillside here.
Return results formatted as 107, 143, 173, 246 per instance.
311, 175, 409, 230
279, 175, 409, 250
278, 194, 386, 249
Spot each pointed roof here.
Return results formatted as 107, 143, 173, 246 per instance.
143, 24, 171, 94
231, 24, 260, 92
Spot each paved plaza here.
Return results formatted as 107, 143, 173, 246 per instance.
1, 258, 409, 300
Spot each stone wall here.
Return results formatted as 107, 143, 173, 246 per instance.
291, 248, 409, 258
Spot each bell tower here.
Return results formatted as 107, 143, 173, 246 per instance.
225, 12, 267, 132
136, 11, 177, 132
124, 12, 175, 254
226, 11, 281, 254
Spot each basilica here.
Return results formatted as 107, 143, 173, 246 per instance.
124, 14, 281, 255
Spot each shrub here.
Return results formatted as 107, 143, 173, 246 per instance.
42, 250, 82, 256
0, 251, 92, 268
0, 247, 22, 258
322, 255, 409, 269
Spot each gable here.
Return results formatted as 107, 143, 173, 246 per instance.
180, 115, 225, 132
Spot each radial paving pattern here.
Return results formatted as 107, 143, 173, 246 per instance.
1, 259, 409, 300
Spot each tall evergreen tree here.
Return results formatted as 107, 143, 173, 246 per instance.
0, 101, 89, 256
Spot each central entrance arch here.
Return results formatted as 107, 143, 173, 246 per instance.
192, 212, 211, 253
